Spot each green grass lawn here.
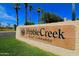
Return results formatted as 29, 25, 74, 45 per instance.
0, 36, 56, 56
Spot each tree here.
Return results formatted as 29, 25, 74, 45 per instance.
14, 3, 20, 26
40, 9, 44, 24
0, 22, 1, 27
77, 18, 79, 20
24, 20, 35, 25
41, 12, 63, 23
24, 4, 34, 25
7, 23, 10, 28
37, 8, 41, 24
13, 24, 16, 31
24, 3, 28, 25
29, 5, 33, 22
72, 3, 76, 21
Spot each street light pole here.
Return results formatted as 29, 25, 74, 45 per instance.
15, 3, 20, 26
72, 3, 76, 21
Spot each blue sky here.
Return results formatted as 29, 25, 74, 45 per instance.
0, 3, 79, 26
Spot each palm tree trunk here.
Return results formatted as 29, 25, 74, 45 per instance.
38, 13, 40, 24
24, 3, 28, 25
15, 3, 19, 26
16, 9, 19, 26
72, 3, 76, 21
30, 11, 32, 23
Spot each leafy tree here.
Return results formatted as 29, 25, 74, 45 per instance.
41, 12, 63, 23
77, 18, 79, 20
24, 20, 35, 25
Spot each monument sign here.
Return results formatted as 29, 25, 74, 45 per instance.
16, 21, 79, 55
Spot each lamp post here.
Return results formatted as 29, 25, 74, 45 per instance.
14, 3, 20, 26
72, 3, 76, 21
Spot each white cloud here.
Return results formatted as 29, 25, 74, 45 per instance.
0, 12, 16, 21
0, 5, 16, 21
0, 5, 5, 12
1, 22, 8, 26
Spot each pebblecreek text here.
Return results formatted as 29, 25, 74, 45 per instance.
21, 28, 65, 39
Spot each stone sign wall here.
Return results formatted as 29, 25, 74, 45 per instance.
20, 25, 75, 49
16, 21, 79, 55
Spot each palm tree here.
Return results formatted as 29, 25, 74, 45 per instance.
41, 9, 45, 23
24, 3, 28, 25
0, 22, 1, 27
37, 8, 41, 24
14, 3, 20, 26
29, 5, 33, 23
72, 3, 76, 21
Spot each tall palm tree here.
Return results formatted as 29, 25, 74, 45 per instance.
14, 3, 20, 26
37, 8, 41, 24
29, 5, 33, 23
24, 3, 28, 25
41, 9, 45, 23
72, 3, 76, 21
